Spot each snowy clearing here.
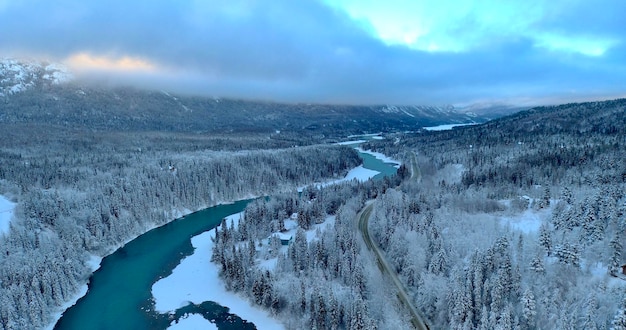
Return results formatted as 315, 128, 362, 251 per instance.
300, 165, 381, 192
499, 201, 552, 234
151, 230, 284, 330
167, 313, 217, 330
423, 123, 477, 131
343, 165, 380, 182
0, 195, 16, 235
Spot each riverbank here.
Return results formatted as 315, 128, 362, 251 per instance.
152, 212, 285, 329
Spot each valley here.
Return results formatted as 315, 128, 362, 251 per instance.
0, 60, 625, 330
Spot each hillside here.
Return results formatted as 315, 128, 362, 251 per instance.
358, 98, 626, 329
0, 59, 516, 139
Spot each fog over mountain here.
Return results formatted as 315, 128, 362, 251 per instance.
1, 59, 517, 138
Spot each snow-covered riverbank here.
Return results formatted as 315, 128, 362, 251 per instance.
151, 212, 285, 329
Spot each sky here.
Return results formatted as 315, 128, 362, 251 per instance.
0, 0, 624, 106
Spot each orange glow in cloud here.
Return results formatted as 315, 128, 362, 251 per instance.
65, 53, 156, 72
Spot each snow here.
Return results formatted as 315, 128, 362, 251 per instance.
355, 147, 401, 168
589, 262, 607, 278
0, 195, 16, 236
347, 133, 381, 138
168, 314, 217, 330
306, 216, 335, 242
335, 140, 366, 145
300, 165, 381, 192
499, 200, 552, 234
225, 211, 243, 227
343, 165, 380, 181
151, 230, 285, 330
259, 258, 279, 271
86, 254, 103, 273
423, 123, 477, 131
0, 59, 72, 97
44, 254, 102, 330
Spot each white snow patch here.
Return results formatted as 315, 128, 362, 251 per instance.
344, 165, 380, 182
259, 258, 279, 272
335, 140, 366, 145
168, 314, 217, 330
0, 195, 16, 236
306, 216, 335, 242
423, 123, 477, 131
301, 165, 381, 192
151, 230, 284, 329
589, 262, 607, 278
347, 133, 381, 138
87, 254, 103, 273
225, 211, 244, 227
499, 203, 551, 234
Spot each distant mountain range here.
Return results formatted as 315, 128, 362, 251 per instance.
0, 59, 522, 137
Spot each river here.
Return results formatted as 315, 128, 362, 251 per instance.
53, 144, 399, 330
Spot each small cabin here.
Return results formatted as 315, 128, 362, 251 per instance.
621, 264, 626, 276
268, 233, 293, 246
278, 233, 293, 246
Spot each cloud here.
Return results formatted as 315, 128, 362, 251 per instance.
0, 0, 624, 105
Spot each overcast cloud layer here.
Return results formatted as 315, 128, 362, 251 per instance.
0, 0, 624, 105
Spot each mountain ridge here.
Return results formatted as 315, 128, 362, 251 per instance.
0, 59, 519, 138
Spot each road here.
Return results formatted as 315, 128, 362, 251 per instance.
357, 203, 430, 330
409, 151, 422, 182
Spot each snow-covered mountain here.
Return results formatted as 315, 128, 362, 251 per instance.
0, 59, 72, 97
0, 58, 519, 136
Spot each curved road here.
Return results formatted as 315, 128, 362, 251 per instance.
357, 203, 430, 330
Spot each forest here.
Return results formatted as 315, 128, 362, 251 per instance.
2, 91, 626, 329
0, 127, 361, 330
215, 99, 626, 329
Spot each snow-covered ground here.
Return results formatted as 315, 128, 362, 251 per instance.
151, 224, 284, 330
423, 123, 477, 131
301, 165, 381, 192
499, 206, 549, 234
167, 313, 217, 330
340, 165, 380, 182
0, 195, 16, 236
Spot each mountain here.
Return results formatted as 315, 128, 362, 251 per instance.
0, 59, 514, 138
0, 59, 71, 97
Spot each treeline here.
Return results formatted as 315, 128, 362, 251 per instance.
358, 99, 626, 329
364, 98, 626, 194
212, 175, 414, 329
0, 130, 360, 330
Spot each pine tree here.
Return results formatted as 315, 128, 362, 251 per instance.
350, 296, 367, 330
609, 234, 622, 276
538, 222, 552, 256
529, 254, 545, 274
583, 294, 599, 330
555, 243, 580, 268
561, 187, 573, 204
521, 289, 536, 329
612, 298, 626, 330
